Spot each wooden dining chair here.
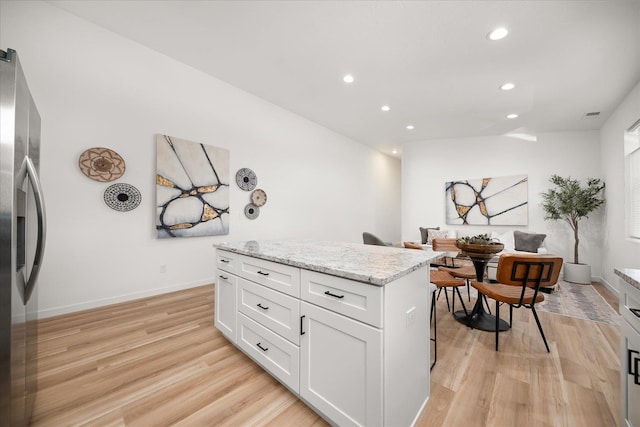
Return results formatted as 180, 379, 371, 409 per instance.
471, 253, 562, 352
431, 238, 460, 266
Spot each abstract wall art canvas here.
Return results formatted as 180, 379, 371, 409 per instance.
445, 174, 528, 225
156, 134, 229, 238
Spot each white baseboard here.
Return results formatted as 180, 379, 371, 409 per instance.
595, 275, 619, 296
37, 279, 213, 319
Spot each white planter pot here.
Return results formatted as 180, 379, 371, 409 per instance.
563, 263, 592, 285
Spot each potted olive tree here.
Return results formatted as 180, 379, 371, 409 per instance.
540, 175, 605, 284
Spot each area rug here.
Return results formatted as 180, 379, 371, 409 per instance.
536, 280, 621, 325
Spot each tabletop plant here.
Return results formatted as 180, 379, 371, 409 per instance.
456, 233, 501, 245
540, 174, 605, 264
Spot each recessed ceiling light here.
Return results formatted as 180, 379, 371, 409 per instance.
487, 27, 508, 41
392, 149, 398, 154
381, 105, 391, 112
343, 74, 354, 83
506, 113, 518, 119
500, 82, 515, 91
406, 125, 415, 130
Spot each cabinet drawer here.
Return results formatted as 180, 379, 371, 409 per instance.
237, 313, 300, 393
216, 250, 238, 274
622, 282, 640, 334
238, 278, 301, 345
301, 270, 383, 328
238, 254, 300, 298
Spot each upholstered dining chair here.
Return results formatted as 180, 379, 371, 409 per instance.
432, 238, 477, 302
431, 238, 460, 266
430, 270, 469, 315
471, 253, 563, 352
362, 232, 392, 246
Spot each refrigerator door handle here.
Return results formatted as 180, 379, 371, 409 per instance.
23, 155, 46, 303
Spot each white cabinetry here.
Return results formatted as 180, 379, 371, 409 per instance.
300, 301, 382, 426
620, 277, 640, 427
215, 251, 238, 341
215, 248, 429, 426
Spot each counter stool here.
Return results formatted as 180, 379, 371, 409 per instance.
438, 265, 475, 301
429, 283, 437, 370
430, 270, 469, 315
439, 265, 492, 313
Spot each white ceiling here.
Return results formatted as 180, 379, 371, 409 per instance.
47, 0, 640, 157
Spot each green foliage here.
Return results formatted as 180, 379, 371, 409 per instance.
457, 233, 500, 245
540, 175, 605, 264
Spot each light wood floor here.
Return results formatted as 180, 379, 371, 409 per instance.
31, 283, 620, 426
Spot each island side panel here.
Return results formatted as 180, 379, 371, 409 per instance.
383, 266, 430, 426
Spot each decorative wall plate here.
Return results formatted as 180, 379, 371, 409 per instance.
236, 168, 257, 191
104, 183, 141, 212
251, 188, 267, 207
244, 203, 260, 220
79, 147, 126, 182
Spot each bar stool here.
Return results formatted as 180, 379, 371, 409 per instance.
429, 283, 437, 370
438, 265, 475, 301
430, 269, 468, 314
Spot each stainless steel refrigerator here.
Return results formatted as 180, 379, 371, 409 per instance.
0, 48, 46, 426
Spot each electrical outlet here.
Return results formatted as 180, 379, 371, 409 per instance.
406, 307, 416, 327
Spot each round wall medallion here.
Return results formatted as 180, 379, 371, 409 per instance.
251, 188, 267, 207
235, 168, 257, 191
79, 147, 126, 182
244, 203, 260, 220
104, 183, 141, 212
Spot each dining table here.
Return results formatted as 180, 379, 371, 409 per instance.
452, 252, 510, 332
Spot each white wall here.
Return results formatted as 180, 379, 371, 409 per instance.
1, 1, 400, 317
600, 80, 640, 290
401, 131, 603, 277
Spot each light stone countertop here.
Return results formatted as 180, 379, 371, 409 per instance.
214, 239, 442, 286
614, 268, 640, 292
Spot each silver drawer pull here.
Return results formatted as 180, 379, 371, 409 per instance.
257, 303, 269, 311
256, 342, 269, 352
324, 290, 345, 299
219, 275, 228, 280
257, 270, 270, 276
631, 308, 640, 318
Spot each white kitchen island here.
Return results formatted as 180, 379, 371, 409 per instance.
213, 240, 440, 427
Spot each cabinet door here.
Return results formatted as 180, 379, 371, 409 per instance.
300, 302, 382, 427
215, 269, 237, 342
623, 320, 640, 427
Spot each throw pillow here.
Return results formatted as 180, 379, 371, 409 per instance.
514, 230, 546, 253
419, 226, 439, 244
491, 230, 515, 251
427, 229, 450, 245
404, 242, 423, 250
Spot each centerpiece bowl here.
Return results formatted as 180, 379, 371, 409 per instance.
455, 234, 504, 260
